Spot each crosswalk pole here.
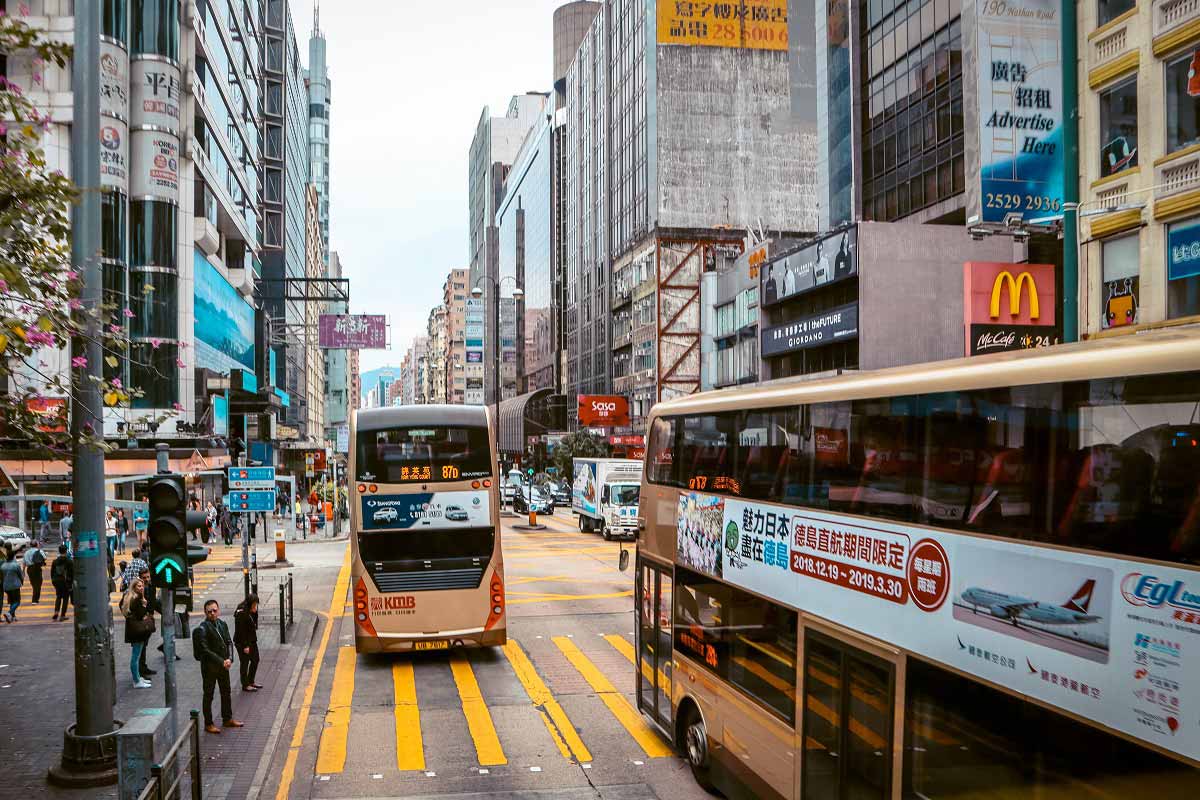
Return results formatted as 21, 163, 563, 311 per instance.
161, 586, 177, 710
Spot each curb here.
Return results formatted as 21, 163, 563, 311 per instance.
245, 611, 319, 800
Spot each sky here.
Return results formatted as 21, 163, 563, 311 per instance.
292, 1, 568, 373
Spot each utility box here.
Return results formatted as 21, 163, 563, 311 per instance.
117, 707, 177, 800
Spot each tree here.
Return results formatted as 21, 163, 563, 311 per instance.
0, 13, 165, 456
551, 431, 611, 478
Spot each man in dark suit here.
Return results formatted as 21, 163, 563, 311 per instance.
193, 599, 244, 734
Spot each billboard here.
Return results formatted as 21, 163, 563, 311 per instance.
360, 490, 490, 531
131, 129, 180, 199
99, 40, 128, 119
760, 302, 858, 358
973, 0, 1064, 225
99, 116, 128, 192
676, 491, 1200, 762
318, 314, 387, 349
963, 262, 1058, 355
761, 227, 857, 306
194, 250, 255, 375
578, 395, 630, 427
658, 0, 788, 51
130, 59, 181, 131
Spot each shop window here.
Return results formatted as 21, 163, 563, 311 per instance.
1165, 50, 1200, 154
1100, 233, 1139, 329
1166, 217, 1200, 318
1097, 0, 1134, 26
1099, 78, 1138, 179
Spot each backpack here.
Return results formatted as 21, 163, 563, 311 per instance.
29, 549, 45, 568
192, 621, 208, 662
51, 557, 69, 585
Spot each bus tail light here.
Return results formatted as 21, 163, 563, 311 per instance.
357, 484, 366, 494
485, 572, 505, 631
482, 479, 492, 488
369, 484, 378, 493
471, 480, 480, 489
354, 577, 377, 637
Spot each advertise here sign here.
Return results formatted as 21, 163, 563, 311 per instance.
578, 395, 630, 428
674, 491, 1200, 762
963, 262, 1058, 355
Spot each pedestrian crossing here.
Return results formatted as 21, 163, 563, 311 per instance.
311, 631, 672, 780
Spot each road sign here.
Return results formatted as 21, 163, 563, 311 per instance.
228, 466, 276, 490
228, 489, 275, 513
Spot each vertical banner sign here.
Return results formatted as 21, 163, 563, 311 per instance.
131, 60, 182, 131
976, 0, 1064, 223
100, 116, 129, 192
99, 40, 129, 119
131, 130, 181, 197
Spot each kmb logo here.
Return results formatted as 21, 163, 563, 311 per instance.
371, 595, 416, 611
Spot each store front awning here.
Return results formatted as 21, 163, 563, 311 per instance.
0, 453, 232, 481
497, 389, 569, 454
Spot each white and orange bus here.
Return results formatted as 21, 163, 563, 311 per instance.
349, 405, 505, 653
636, 328, 1200, 798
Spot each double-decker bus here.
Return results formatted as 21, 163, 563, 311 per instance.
349, 405, 504, 653
635, 328, 1200, 799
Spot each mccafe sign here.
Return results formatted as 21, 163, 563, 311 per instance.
962, 262, 1058, 356
578, 395, 630, 427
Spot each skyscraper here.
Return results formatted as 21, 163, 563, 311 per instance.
307, 1, 332, 264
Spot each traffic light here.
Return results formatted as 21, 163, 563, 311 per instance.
147, 473, 205, 590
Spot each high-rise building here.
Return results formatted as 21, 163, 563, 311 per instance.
306, 2, 331, 263
426, 305, 448, 405
303, 184, 325, 442
443, 269, 469, 404
323, 251, 350, 444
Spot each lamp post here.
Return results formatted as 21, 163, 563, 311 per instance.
471, 278, 522, 468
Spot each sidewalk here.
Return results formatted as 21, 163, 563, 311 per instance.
0, 539, 319, 800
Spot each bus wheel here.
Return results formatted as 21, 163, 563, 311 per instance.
681, 705, 716, 792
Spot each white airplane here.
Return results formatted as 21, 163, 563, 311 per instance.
960, 579, 1101, 626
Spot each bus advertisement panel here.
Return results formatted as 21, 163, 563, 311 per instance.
361, 490, 491, 531
675, 490, 1200, 762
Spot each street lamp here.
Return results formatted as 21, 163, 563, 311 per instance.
472, 278, 523, 466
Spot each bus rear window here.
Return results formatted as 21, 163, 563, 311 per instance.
356, 426, 491, 483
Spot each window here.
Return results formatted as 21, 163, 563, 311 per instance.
354, 425, 492, 483
1167, 217, 1200, 318
130, 200, 176, 268
1099, 77, 1138, 178
1097, 0, 1135, 26
130, 270, 178, 339
646, 417, 677, 485
1100, 233, 1139, 329
904, 657, 1200, 797
1165, 51, 1200, 153
130, 341, 178, 409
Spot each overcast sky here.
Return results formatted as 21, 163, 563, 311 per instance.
292, 1, 567, 372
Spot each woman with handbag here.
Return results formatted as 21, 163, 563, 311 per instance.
122, 578, 156, 688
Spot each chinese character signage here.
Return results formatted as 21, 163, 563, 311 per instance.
131, 130, 180, 199
974, 0, 1064, 224
761, 227, 856, 306
131, 59, 181, 131
318, 314, 387, 349
674, 490, 1200, 762
760, 303, 857, 358
99, 40, 128, 119
658, 0, 788, 51
963, 262, 1058, 355
99, 117, 129, 192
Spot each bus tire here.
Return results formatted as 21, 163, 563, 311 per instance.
679, 702, 717, 793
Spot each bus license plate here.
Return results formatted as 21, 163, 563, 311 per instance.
414, 640, 449, 651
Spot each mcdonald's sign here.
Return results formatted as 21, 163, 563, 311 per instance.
963, 262, 1057, 356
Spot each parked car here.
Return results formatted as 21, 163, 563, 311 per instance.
0, 526, 30, 554
512, 486, 554, 515
550, 480, 571, 506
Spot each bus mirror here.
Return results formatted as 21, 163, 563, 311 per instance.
618, 548, 629, 572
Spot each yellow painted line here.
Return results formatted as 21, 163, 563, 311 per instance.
392, 661, 425, 771
450, 656, 507, 766
507, 590, 634, 605
274, 546, 352, 800
552, 637, 672, 758
500, 640, 592, 763
315, 646, 356, 773
604, 634, 671, 696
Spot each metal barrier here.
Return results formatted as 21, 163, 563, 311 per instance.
135, 710, 202, 800
278, 572, 294, 644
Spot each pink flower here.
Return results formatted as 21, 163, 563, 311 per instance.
0, 280, 8, 292
111, 378, 123, 389
175, 357, 185, 368
71, 356, 87, 368
68, 299, 83, 310
109, 324, 121, 334
150, 338, 160, 349
66, 270, 78, 281
172, 402, 183, 412
122, 308, 134, 319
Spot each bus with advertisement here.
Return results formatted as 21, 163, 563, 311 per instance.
349, 405, 505, 653
634, 328, 1200, 798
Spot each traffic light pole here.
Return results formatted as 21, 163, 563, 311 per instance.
156, 446, 178, 710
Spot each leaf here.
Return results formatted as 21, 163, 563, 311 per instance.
0, 335, 8, 354
104, 356, 118, 368
36, 316, 52, 332
103, 391, 119, 407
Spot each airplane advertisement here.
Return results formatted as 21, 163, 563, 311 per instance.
681, 491, 1200, 763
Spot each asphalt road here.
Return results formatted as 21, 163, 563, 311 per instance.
261, 512, 711, 800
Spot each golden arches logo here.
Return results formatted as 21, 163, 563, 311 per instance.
989, 271, 1039, 320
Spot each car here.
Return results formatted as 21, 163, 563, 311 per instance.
550, 481, 570, 506
0, 526, 30, 554
513, 487, 554, 515
444, 505, 469, 522
372, 507, 399, 523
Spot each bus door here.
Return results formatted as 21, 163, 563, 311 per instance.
636, 556, 673, 733
801, 627, 900, 800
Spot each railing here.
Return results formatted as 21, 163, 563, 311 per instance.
135, 710, 202, 800
278, 572, 294, 644
1155, 0, 1200, 39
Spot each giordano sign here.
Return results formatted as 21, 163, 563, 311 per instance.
963, 262, 1058, 356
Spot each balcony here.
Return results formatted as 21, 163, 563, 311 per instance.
1153, 0, 1200, 56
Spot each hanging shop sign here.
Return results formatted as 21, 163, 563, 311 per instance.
131, 129, 180, 198
1167, 217, 1200, 281
99, 39, 129, 119
760, 227, 857, 307
972, 0, 1065, 225
760, 302, 858, 358
578, 395, 630, 428
99, 116, 129, 192
963, 262, 1058, 355
318, 314, 387, 349
131, 58, 182, 131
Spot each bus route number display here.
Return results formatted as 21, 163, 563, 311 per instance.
442, 465, 460, 480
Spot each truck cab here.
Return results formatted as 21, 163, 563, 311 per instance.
600, 480, 641, 540
573, 458, 643, 540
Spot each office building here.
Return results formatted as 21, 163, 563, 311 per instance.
426, 305, 448, 405
323, 252, 349, 446
302, 184, 325, 441
443, 269, 468, 403
306, 3, 331, 265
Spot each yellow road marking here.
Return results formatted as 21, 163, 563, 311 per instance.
500, 640, 591, 763
315, 646, 356, 773
507, 590, 633, 605
450, 656, 507, 766
603, 634, 671, 695
393, 662, 425, 771
274, 545, 352, 800
552, 637, 672, 758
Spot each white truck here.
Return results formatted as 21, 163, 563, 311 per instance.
572, 458, 643, 540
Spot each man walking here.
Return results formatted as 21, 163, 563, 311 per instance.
121, 549, 148, 592
59, 508, 73, 554
192, 599, 244, 734
133, 498, 148, 549
1, 548, 23, 622
22, 541, 46, 604
233, 594, 262, 692
38, 502, 51, 541
50, 545, 73, 621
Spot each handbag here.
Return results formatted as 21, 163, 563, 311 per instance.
127, 612, 156, 639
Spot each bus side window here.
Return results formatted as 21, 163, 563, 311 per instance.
647, 417, 678, 486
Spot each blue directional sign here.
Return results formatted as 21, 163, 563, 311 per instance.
228, 490, 275, 513
228, 466, 276, 490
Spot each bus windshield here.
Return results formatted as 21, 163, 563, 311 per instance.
356, 425, 491, 484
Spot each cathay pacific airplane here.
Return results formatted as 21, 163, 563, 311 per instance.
960, 579, 1101, 626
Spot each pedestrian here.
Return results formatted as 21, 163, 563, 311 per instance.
59, 508, 73, 553
220, 504, 233, 547
234, 594, 262, 692
38, 501, 51, 541
133, 498, 148, 549
205, 501, 218, 545
121, 548, 148, 592
105, 508, 117, 558
192, 599, 244, 734
115, 508, 130, 554
51, 544, 73, 621
22, 540, 46, 604
1, 548, 23, 621
135, 567, 157, 677
120, 577, 155, 689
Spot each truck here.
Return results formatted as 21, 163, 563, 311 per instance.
572, 458, 643, 540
